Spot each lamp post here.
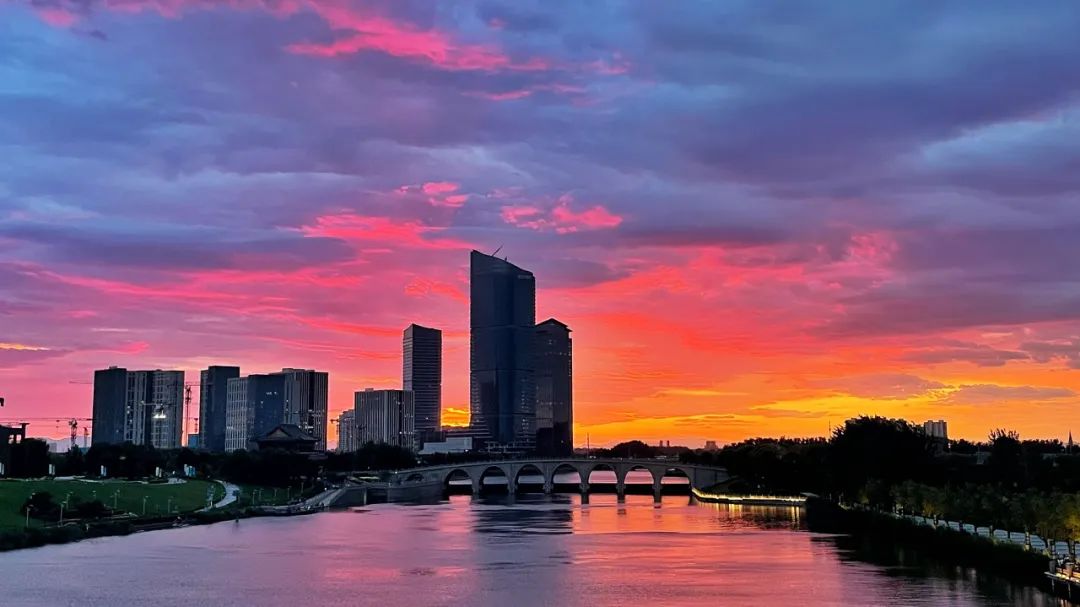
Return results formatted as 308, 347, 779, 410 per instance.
142, 496, 148, 516
167, 497, 173, 513
25, 493, 35, 528
113, 490, 120, 512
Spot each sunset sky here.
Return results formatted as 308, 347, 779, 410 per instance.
2, 1, 1080, 447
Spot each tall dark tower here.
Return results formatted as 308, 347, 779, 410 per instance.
535, 319, 573, 456
92, 366, 128, 445
469, 250, 536, 452
199, 365, 240, 452
404, 323, 442, 444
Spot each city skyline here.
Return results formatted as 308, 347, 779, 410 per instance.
3, 3, 1080, 447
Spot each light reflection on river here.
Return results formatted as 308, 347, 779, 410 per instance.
0, 494, 1060, 606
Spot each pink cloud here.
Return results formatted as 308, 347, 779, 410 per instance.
300, 213, 473, 250
36, 7, 79, 27
286, 5, 550, 72
421, 181, 459, 195
404, 277, 466, 303
32, 1, 550, 73
501, 196, 622, 234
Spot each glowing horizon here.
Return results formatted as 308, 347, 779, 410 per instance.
2, 2, 1079, 447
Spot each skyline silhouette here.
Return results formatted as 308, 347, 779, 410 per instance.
2, 2, 1079, 446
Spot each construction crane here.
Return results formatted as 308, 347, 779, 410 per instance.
70, 378, 201, 440
0, 417, 93, 449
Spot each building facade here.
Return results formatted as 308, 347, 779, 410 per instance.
92, 367, 184, 448
355, 389, 415, 450
199, 365, 240, 452
534, 318, 573, 456
225, 373, 289, 451
468, 250, 537, 453
403, 323, 442, 445
224, 376, 249, 451
337, 409, 357, 453
280, 369, 329, 451
92, 367, 128, 445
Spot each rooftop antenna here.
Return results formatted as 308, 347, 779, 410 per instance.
491, 245, 503, 257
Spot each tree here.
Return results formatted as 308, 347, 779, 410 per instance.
20, 492, 59, 520
987, 429, 1023, 488
8, 438, 51, 478
828, 416, 934, 505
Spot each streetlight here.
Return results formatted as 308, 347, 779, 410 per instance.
113, 490, 120, 512
167, 497, 173, 513
142, 496, 148, 516
25, 492, 35, 529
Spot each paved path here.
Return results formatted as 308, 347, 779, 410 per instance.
201, 481, 241, 511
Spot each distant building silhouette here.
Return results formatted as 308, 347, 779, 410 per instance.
92, 367, 184, 448
199, 365, 240, 452
337, 409, 357, 453
923, 420, 948, 440
355, 389, 415, 450
403, 324, 442, 446
469, 250, 536, 453
535, 318, 573, 456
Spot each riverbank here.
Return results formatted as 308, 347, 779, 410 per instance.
805, 498, 1058, 598
691, 487, 807, 506
0, 479, 324, 552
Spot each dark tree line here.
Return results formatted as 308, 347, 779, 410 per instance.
681, 416, 1080, 504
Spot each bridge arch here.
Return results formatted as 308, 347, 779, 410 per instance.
621, 464, 657, 487
658, 466, 693, 493
514, 463, 545, 491
548, 463, 583, 488
442, 468, 472, 489
403, 472, 426, 483
584, 462, 618, 486
478, 465, 510, 491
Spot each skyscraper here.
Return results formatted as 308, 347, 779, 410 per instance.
469, 250, 536, 453
355, 389, 415, 450
199, 365, 240, 452
92, 367, 127, 445
91, 367, 184, 448
337, 409, 357, 453
535, 318, 573, 456
403, 324, 442, 444
280, 368, 329, 451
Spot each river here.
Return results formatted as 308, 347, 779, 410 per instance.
0, 494, 1060, 606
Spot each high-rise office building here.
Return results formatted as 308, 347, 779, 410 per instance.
92, 367, 128, 445
225, 373, 288, 450
223, 369, 325, 450
224, 376, 249, 451
469, 250, 536, 453
91, 367, 184, 448
404, 324, 442, 445
279, 368, 329, 451
535, 318, 573, 456
355, 389, 415, 450
337, 409, 357, 453
199, 365, 240, 452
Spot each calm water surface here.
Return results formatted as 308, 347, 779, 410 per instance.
0, 494, 1061, 606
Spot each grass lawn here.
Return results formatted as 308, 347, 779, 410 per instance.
235, 484, 314, 507
0, 478, 225, 531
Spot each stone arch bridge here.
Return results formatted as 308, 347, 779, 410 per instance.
386, 459, 729, 501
